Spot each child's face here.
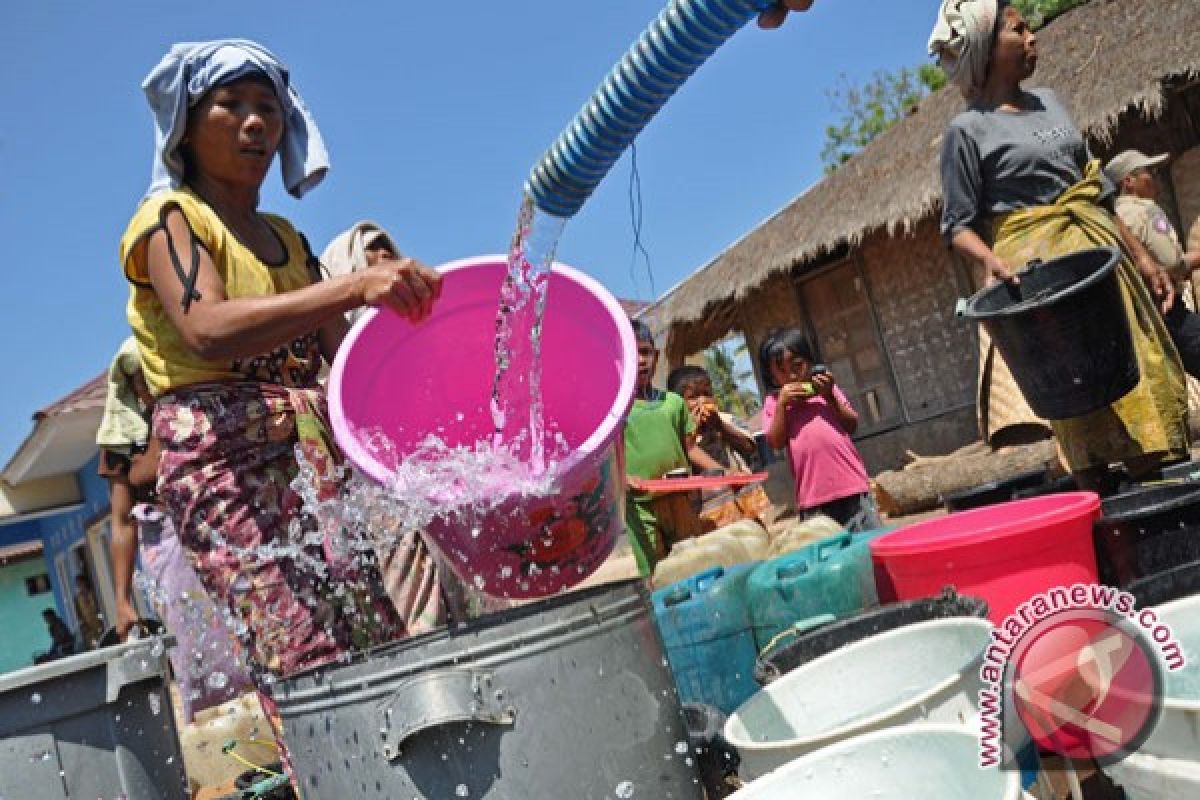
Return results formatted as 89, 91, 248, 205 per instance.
770, 350, 811, 386
636, 341, 658, 389
679, 377, 715, 405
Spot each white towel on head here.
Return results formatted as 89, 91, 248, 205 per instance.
141, 38, 329, 200
320, 221, 401, 279
320, 221, 403, 323
928, 0, 1000, 101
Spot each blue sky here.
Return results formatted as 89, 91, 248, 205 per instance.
0, 1, 936, 461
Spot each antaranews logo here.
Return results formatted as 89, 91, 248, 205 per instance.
977, 583, 1186, 767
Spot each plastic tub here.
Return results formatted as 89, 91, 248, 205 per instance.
0, 637, 187, 799
961, 246, 1137, 419
942, 468, 1048, 512
1103, 751, 1200, 800
271, 579, 701, 799
754, 587, 989, 685
1094, 483, 1200, 587
328, 255, 637, 598
1134, 594, 1200, 761
724, 617, 991, 778
653, 563, 761, 713
727, 725, 1021, 800
870, 493, 1101, 624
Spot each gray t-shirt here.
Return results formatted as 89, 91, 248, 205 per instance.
939, 88, 1114, 240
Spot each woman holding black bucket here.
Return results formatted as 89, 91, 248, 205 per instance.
931, 0, 1189, 490
119, 39, 445, 682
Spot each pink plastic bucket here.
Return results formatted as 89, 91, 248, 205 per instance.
328, 255, 637, 599
869, 493, 1102, 624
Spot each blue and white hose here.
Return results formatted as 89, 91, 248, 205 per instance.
525, 0, 776, 218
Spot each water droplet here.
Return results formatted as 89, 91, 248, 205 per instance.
615, 780, 635, 798
455, 784, 469, 797
30, 693, 41, 705
674, 741, 688, 755
148, 694, 161, 716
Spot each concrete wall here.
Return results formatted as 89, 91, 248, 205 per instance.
854, 406, 979, 476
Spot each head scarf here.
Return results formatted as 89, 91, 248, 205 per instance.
928, 0, 1001, 102
320, 222, 402, 323
141, 39, 329, 200
96, 337, 150, 450
319, 221, 401, 279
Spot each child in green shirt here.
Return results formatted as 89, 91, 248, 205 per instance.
623, 319, 724, 575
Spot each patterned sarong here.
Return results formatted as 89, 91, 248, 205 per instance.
981, 161, 1190, 472
153, 381, 406, 678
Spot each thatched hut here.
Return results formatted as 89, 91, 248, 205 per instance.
641, 0, 1200, 473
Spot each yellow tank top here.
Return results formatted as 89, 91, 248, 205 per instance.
120, 189, 323, 396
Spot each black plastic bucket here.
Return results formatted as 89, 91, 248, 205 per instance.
962, 246, 1137, 419
1127, 560, 1200, 608
941, 468, 1047, 512
1095, 484, 1200, 587
1012, 473, 1079, 501
1150, 458, 1200, 483
753, 587, 988, 685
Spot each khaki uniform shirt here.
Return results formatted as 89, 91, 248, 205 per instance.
1115, 195, 1186, 281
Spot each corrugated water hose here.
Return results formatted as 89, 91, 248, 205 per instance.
525, 0, 776, 218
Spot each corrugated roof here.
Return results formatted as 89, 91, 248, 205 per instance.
34, 372, 107, 420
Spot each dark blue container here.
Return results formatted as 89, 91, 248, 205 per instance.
652, 563, 760, 714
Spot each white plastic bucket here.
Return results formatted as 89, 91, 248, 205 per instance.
1104, 751, 1200, 800
728, 725, 1021, 800
1137, 593, 1200, 760
725, 617, 992, 778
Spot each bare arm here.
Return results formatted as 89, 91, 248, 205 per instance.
108, 477, 140, 639
687, 441, 726, 473
717, 417, 758, 459
765, 387, 804, 450
950, 228, 1015, 285
1114, 215, 1174, 314
146, 208, 441, 361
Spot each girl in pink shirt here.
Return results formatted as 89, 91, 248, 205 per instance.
760, 329, 882, 531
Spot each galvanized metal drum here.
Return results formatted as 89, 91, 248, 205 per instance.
271, 579, 703, 799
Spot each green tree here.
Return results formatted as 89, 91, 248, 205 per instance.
819, 0, 1091, 171
703, 340, 759, 418
1013, 0, 1090, 28
820, 64, 946, 172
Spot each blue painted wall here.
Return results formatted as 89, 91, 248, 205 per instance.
0, 452, 109, 674
0, 556, 59, 672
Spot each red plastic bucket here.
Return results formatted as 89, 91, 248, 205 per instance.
869, 493, 1101, 624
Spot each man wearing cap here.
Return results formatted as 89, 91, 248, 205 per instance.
1108, 149, 1200, 377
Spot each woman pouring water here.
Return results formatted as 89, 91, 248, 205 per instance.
119, 40, 443, 678
931, 0, 1189, 490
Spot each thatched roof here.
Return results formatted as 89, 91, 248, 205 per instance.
650, 0, 1200, 351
